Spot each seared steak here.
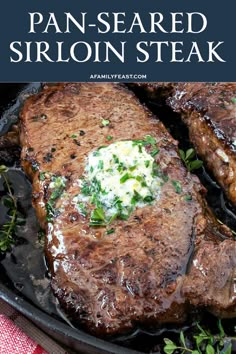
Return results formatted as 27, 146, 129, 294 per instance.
183, 238, 236, 318
19, 83, 236, 336
134, 83, 236, 207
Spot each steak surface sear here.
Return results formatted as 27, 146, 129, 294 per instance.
170, 83, 236, 207
20, 83, 236, 335
135, 82, 236, 207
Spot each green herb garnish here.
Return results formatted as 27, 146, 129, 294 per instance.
91, 208, 105, 221
113, 197, 122, 206
143, 195, 154, 203
162, 174, 169, 182
39, 172, 46, 181
135, 176, 142, 182
188, 160, 203, 171
98, 160, 104, 170
0, 165, 25, 252
151, 148, 160, 157
144, 135, 157, 145
106, 228, 115, 235
179, 148, 203, 172
89, 220, 107, 226
46, 176, 66, 221
119, 213, 130, 220
132, 135, 159, 157
93, 178, 102, 192
93, 150, 100, 157
132, 135, 156, 147
78, 203, 87, 217
106, 135, 113, 141
81, 181, 91, 196
132, 139, 145, 146
184, 194, 192, 201
118, 162, 125, 172
89, 207, 107, 226
231, 97, 236, 104
131, 190, 142, 204
101, 119, 110, 126
138, 145, 142, 153
120, 173, 133, 184
113, 154, 119, 164
163, 320, 235, 354
98, 146, 106, 151
172, 180, 182, 194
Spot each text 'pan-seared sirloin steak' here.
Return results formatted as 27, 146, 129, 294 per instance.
20, 83, 236, 336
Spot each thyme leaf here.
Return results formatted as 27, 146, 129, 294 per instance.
0, 166, 24, 252
179, 148, 203, 172
163, 320, 236, 354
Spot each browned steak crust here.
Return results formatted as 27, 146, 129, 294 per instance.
19, 83, 236, 336
169, 83, 236, 206
136, 82, 236, 207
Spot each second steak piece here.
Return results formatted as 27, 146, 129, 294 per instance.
169, 83, 236, 207
135, 83, 236, 207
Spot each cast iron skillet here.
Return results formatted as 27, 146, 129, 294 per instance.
0, 283, 141, 354
0, 84, 235, 354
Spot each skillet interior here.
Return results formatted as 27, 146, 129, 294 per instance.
0, 83, 235, 354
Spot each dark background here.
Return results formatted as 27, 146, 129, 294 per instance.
0, 0, 235, 82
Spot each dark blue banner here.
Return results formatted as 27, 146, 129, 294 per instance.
0, 0, 235, 81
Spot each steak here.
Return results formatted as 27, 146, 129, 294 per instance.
19, 83, 236, 336
134, 83, 236, 207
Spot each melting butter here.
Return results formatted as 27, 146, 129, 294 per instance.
74, 140, 163, 221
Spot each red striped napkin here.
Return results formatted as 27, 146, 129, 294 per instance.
0, 314, 48, 354
0, 299, 68, 354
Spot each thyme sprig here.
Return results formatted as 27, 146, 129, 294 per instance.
163, 320, 235, 354
0, 165, 24, 252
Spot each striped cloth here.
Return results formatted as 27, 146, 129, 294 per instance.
0, 299, 68, 354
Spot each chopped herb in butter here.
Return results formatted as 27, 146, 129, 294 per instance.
73, 139, 164, 226
46, 176, 66, 221
172, 180, 182, 194
101, 119, 110, 126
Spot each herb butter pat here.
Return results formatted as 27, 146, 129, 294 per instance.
74, 139, 163, 226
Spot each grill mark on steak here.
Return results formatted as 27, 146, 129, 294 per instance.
19, 83, 236, 336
